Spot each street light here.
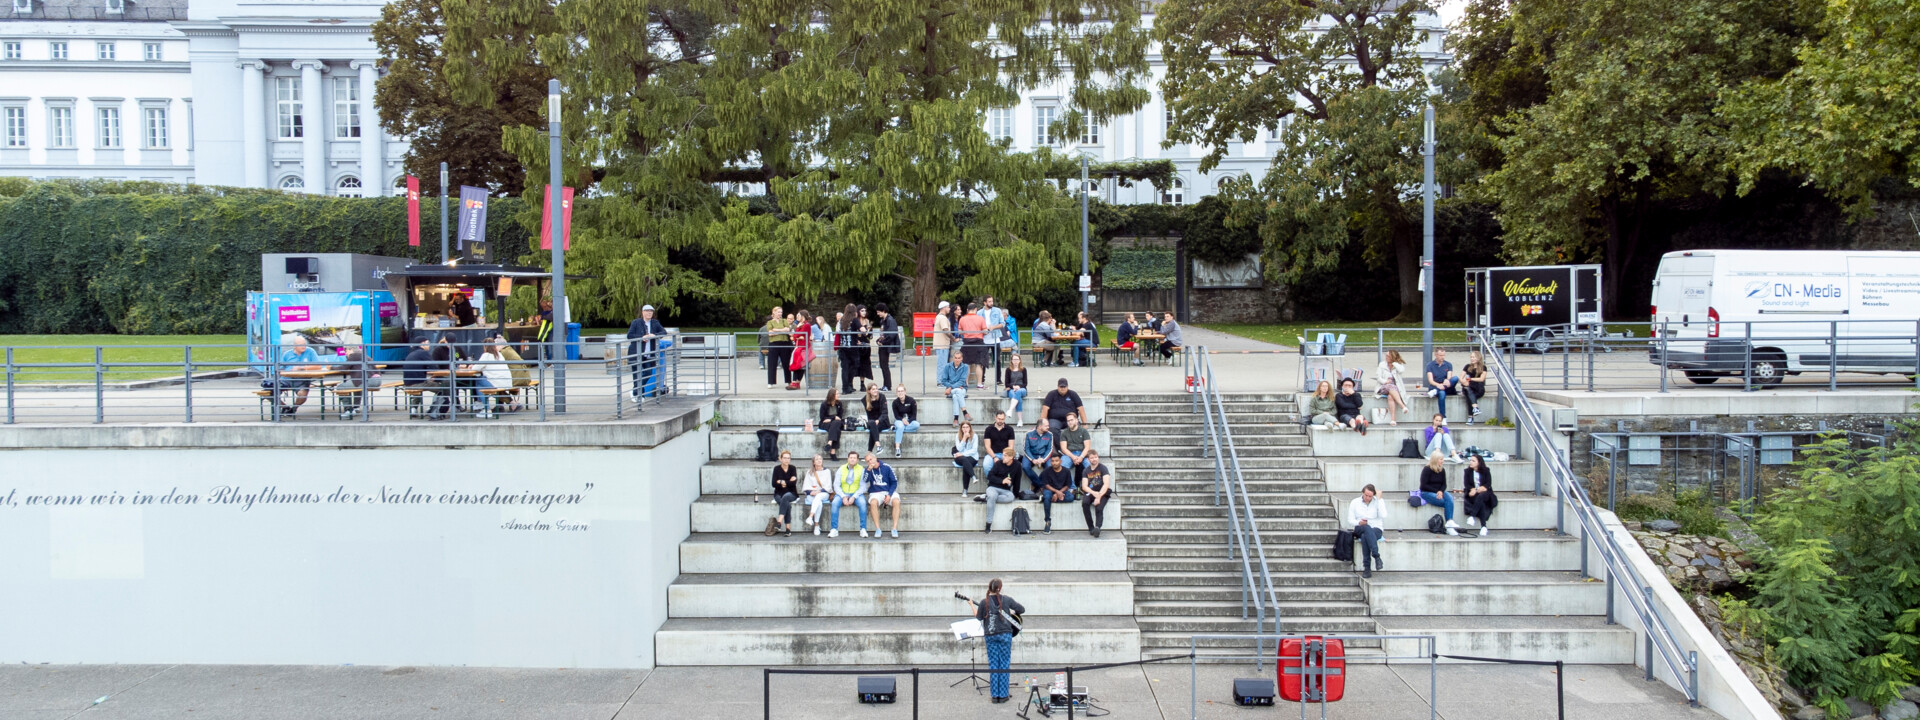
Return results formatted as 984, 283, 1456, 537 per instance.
1421, 75, 1438, 364
548, 78, 568, 413
1081, 155, 1091, 316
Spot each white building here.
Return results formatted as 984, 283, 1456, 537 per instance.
5, 1, 1443, 204
0, 0, 194, 182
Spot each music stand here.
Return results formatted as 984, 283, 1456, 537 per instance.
949, 618, 987, 692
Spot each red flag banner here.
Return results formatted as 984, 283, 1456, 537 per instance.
541, 186, 576, 250
406, 176, 421, 247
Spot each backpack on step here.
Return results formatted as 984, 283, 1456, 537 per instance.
754, 429, 781, 462
1010, 507, 1032, 535
1427, 513, 1447, 534
1397, 438, 1422, 459
1332, 529, 1355, 562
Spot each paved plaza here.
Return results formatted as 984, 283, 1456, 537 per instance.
0, 661, 1719, 720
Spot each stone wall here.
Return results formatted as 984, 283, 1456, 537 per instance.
1189, 285, 1287, 324
1571, 413, 1910, 499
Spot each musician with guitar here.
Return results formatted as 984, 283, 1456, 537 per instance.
959, 579, 1026, 703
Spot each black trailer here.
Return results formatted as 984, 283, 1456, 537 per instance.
1464, 264, 1605, 353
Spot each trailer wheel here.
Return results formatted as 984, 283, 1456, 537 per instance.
1683, 371, 1719, 385
1526, 327, 1557, 354
1746, 352, 1787, 388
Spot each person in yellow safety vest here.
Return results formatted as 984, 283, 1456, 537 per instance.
525, 298, 555, 359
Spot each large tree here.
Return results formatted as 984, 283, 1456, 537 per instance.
444, 0, 1153, 319
1156, 0, 1443, 320
372, 0, 550, 195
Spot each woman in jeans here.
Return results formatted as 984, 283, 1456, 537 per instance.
1002, 353, 1030, 426
1462, 454, 1497, 536
1306, 380, 1339, 428
764, 306, 793, 389
801, 454, 833, 534
1334, 377, 1369, 435
951, 421, 979, 497
1422, 413, 1458, 460
1375, 349, 1410, 424
1346, 483, 1387, 577
970, 578, 1027, 703
769, 450, 799, 537
1419, 452, 1461, 536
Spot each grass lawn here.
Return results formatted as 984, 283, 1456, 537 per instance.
1198, 321, 1472, 348
0, 334, 252, 383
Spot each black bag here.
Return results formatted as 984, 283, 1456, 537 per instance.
1427, 513, 1447, 534
1010, 507, 1031, 535
754, 429, 781, 462
1398, 438, 1422, 459
1332, 529, 1355, 562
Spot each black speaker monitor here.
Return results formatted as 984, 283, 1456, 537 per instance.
857, 676, 896, 704
1233, 678, 1276, 706
285, 257, 314, 274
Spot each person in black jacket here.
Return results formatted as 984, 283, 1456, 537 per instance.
770, 450, 799, 537
970, 578, 1026, 703
890, 386, 920, 458
861, 385, 892, 454
1462, 454, 1497, 537
1418, 452, 1460, 536
1036, 453, 1075, 534
818, 388, 847, 456
627, 304, 667, 399
875, 303, 900, 391
1334, 377, 1370, 435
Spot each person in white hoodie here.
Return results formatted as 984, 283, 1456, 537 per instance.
1346, 484, 1388, 578
801, 454, 834, 534
474, 339, 516, 418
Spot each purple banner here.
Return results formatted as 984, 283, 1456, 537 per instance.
456, 185, 489, 249
378, 302, 399, 318
278, 306, 310, 323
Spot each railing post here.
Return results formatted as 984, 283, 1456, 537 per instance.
95, 346, 104, 424
1643, 587, 1656, 681
1605, 564, 1616, 624
1658, 321, 1669, 394
4, 347, 13, 424
1828, 321, 1838, 391
1742, 322, 1753, 392
1913, 320, 1919, 390
1688, 650, 1699, 707
183, 346, 194, 423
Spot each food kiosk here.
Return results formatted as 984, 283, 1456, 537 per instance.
380, 263, 581, 358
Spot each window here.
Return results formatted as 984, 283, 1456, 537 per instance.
275, 77, 303, 139
393, 176, 409, 197
96, 42, 114, 61
50, 42, 68, 60
335, 176, 362, 197
1035, 105, 1059, 147
988, 107, 1012, 142
3, 107, 25, 148
1216, 176, 1234, 191
1164, 106, 1174, 134
48, 106, 74, 147
144, 43, 161, 61
1080, 116, 1101, 145
279, 176, 304, 190
3, 42, 21, 60
332, 77, 360, 138
1161, 176, 1184, 206
142, 107, 167, 148
97, 107, 121, 148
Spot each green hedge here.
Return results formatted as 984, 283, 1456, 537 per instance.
1103, 248, 1176, 290
0, 180, 527, 334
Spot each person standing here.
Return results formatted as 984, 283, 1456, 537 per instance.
932, 300, 954, 367
854, 305, 875, 391
1346, 484, 1387, 577
982, 446, 1020, 531
1072, 311, 1099, 367
981, 296, 1007, 387
890, 386, 920, 458
874, 303, 900, 392
764, 306, 793, 389
1001, 354, 1030, 426
971, 578, 1026, 703
770, 450, 799, 537
1462, 454, 1497, 537
786, 310, 814, 390
952, 421, 980, 497
1419, 452, 1460, 536
1079, 450, 1114, 537
958, 303, 988, 386
524, 298, 555, 359
939, 350, 971, 425
837, 303, 861, 395
627, 304, 667, 400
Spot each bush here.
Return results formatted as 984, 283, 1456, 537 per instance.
1614, 488, 1727, 537
1102, 248, 1176, 290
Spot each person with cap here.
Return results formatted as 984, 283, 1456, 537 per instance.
932, 300, 954, 367
1040, 377, 1086, 433
627, 304, 667, 400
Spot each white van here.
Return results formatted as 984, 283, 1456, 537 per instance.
1649, 250, 1920, 385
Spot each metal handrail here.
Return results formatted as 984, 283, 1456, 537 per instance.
1191, 346, 1287, 668
1474, 331, 1700, 705
1192, 347, 1262, 644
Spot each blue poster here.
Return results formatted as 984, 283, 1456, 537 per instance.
456, 185, 489, 249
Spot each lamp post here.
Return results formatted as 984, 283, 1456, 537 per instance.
1421, 96, 1437, 363
548, 79, 568, 413
438, 162, 449, 264
1080, 156, 1090, 315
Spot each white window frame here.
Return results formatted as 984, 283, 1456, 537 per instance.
988, 107, 1013, 142
1080, 115, 1101, 146
3, 42, 21, 61
335, 175, 362, 197
144, 42, 161, 61
332, 77, 361, 138
142, 106, 168, 149
1161, 176, 1185, 206
1035, 105, 1059, 147
279, 175, 304, 190
96, 42, 114, 61
96, 106, 122, 149
275, 76, 303, 139
48, 104, 74, 148
49, 42, 68, 61
3, 106, 26, 148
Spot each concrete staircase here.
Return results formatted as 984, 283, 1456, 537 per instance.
1305, 391, 1637, 663
655, 396, 1139, 666
1107, 392, 1375, 661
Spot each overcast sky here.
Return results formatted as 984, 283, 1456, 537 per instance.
1436, 0, 1466, 28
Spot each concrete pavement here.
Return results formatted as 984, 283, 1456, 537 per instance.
0, 662, 1719, 719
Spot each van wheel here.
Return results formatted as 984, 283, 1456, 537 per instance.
1683, 371, 1719, 385
1526, 328, 1557, 354
1746, 353, 1787, 387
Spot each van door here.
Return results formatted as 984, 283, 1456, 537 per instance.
1845, 254, 1920, 372
1651, 255, 1714, 368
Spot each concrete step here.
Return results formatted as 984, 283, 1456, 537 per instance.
703, 459, 997, 496
1364, 571, 1608, 616
666, 571, 1134, 618
716, 396, 1095, 426
1120, 491, 1332, 507
1112, 392, 1299, 403
1375, 615, 1636, 664
1111, 456, 1314, 469
1130, 570, 1358, 588
1128, 557, 1356, 574
1377, 493, 1560, 531
1120, 503, 1332, 519
1376, 530, 1581, 572
1108, 430, 1307, 444
655, 616, 1140, 666
1123, 468, 1323, 480
1320, 457, 1532, 493
709, 427, 1109, 460
1122, 517, 1337, 532
1137, 616, 1379, 635
1136, 600, 1370, 618
690, 493, 1124, 533
1290, 392, 1492, 423
1125, 479, 1327, 494
1307, 423, 1520, 458
1126, 529, 1355, 548
1110, 412, 1299, 425
679, 531, 1128, 574
1136, 586, 1365, 605
1104, 401, 1297, 415
1128, 542, 1354, 559
1119, 444, 1311, 459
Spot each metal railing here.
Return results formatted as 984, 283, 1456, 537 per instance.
1187, 345, 1286, 669
1474, 330, 1700, 705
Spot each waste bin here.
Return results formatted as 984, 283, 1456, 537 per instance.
564, 323, 582, 360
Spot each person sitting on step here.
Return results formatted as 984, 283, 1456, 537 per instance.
1036, 453, 1076, 535
1334, 376, 1369, 435
865, 452, 903, 539
1419, 451, 1461, 536
829, 450, 870, 538
952, 421, 980, 498
1347, 483, 1387, 577
1422, 413, 1460, 461
1462, 453, 1497, 537
981, 446, 1020, 533
1019, 423, 1056, 501
1306, 380, 1339, 429
1079, 449, 1115, 538
861, 384, 892, 455
802, 454, 833, 535
818, 388, 848, 456
769, 450, 799, 537
890, 386, 920, 458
